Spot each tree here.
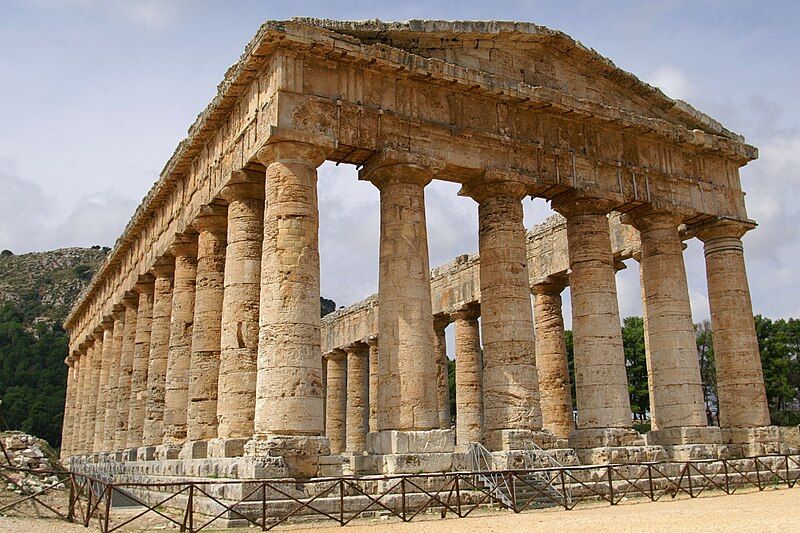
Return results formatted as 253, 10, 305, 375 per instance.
755, 315, 800, 412
621, 317, 649, 420
695, 320, 717, 422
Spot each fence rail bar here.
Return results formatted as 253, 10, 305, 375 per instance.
1, 454, 798, 532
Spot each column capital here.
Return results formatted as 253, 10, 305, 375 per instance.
220, 177, 265, 203
191, 204, 228, 234
695, 217, 756, 243
133, 274, 155, 295
620, 205, 685, 232
169, 232, 198, 258
344, 342, 368, 356
532, 278, 568, 296
433, 314, 451, 332
112, 303, 126, 321
121, 290, 139, 310
451, 305, 480, 321
550, 190, 617, 217
324, 349, 346, 362
150, 255, 175, 278
91, 326, 104, 341
459, 170, 529, 203
358, 149, 442, 189
365, 335, 378, 348
101, 316, 115, 331
255, 128, 334, 168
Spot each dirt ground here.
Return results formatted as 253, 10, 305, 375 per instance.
0, 487, 797, 532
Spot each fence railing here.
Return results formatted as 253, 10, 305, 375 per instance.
0, 454, 798, 532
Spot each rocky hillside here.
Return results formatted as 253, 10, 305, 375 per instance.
0, 247, 109, 325
0, 247, 108, 449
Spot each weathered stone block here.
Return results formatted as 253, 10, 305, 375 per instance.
208, 438, 247, 458
244, 435, 330, 478
366, 429, 454, 455
569, 427, 645, 449
646, 426, 722, 446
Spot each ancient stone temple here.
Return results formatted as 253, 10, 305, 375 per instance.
62, 19, 784, 482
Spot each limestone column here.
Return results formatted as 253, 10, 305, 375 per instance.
93, 318, 114, 452
127, 275, 155, 450
213, 178, 264, 457
183, 205, 227, 458
250, 136, 330, 451
361, 155, 438, 432
533, 281, 574, 439
104, 308, 125, 452
61, 356, 77, 457
75, 344, 90, 454
463, 178, 541, 449
633, 251, 657, 431
142, 259, 174, 448
115, 292, 138, 451
624, 209, 711, 445
434, 317, 452, 429
552, 192, 633, 443
325, 350, 347, 454
452, 308, 484, 446
366, 336, 379, 433
345, 344, 369, 453
85, 329, 104, 453
162, 235, 198, 450
697, 219, 770, 431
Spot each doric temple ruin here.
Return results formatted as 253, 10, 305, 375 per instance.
62, 19, 786, 485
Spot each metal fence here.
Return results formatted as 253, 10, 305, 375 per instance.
0, 454, 798, 532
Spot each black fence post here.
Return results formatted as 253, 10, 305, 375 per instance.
647, 464, 654, 501
339, 478, 345, 526
401, 478, 407, 522
607, 466, 615, 505
103, 484, 112, 533
67, 473, 75, 522
261, 481, 267, 531
560, 470, 569, 510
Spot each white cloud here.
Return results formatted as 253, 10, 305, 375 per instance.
647, 65, 693, 100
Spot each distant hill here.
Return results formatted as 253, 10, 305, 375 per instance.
0, 246, 109, 448
0, 246, 336, 450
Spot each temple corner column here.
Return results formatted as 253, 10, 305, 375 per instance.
244, 131, 334, 478
696, 217, 780, 456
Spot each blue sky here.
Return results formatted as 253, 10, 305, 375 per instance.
2, 1, 799, 327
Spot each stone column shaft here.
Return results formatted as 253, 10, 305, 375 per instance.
628, 211, 706, 430
325, 351, 347, 454
346, 345, 369, 453
104, 311, 125, 451
186, 207, 227, 446
367, 337, 379, 433
434, 319, 452, 429
86, 333, 103, 453
163, 237, 197, 444
61, 360, 76, 457
93, 321, 114, 452
253, 140, 327, 438
466, 180, 541, 448
127, 277, 155, 449
364, 160, 438, 431
453, 311, 484, 446
698, 220, 770, 429
217, 181, 264, 443
115, 294, 138, 450
553, 194, 632, 431
75, 349, 90, 453
143, 262, 174, 447
533, 282, 574, 439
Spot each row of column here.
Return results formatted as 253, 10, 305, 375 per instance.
61, 139, 771, 457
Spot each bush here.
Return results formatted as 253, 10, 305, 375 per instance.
770, 410, 800, 427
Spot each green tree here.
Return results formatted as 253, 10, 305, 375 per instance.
755, 315, 800, 412
695, 319, 717, 422
0, 302, 68, 448
621, 317, 649, 421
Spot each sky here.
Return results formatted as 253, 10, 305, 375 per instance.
2, 0, 799, 333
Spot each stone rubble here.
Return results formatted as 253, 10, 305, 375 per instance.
0, 431, 64, 495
